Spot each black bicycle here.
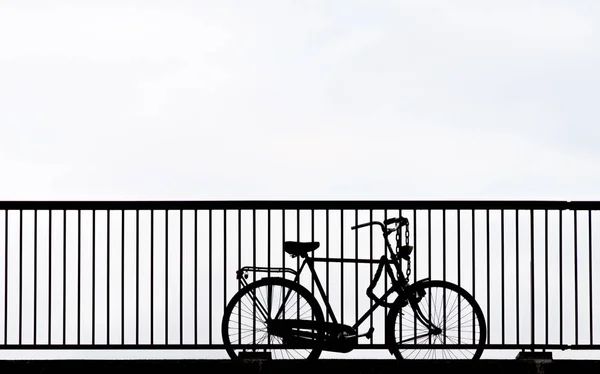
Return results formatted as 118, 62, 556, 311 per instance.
221, 216, 487, 360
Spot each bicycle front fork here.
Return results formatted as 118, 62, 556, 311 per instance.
406, 286, 443, 336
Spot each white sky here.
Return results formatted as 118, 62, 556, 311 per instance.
1, 1, 600, 361
1, 1, 599, 201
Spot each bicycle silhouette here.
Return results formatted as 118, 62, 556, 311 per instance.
222, 216, 487, 360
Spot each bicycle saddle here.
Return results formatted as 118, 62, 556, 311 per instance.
283, 241, 320, 258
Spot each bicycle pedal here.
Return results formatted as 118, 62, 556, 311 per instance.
356, 327, 375, 340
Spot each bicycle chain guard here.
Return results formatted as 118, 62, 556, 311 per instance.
268, 320, 358, 353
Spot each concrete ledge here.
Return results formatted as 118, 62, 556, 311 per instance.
1, 359, 599, 374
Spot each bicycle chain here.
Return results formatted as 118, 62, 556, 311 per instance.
395, 219, 411, 282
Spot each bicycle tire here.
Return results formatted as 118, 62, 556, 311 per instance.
222, 277, 325, 360
385, 279, 487, 360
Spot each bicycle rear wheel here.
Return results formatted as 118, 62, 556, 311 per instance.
385, 280, 487, 360
222, 277, 324, 360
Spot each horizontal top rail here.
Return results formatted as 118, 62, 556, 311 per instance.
0, 200, 593, 210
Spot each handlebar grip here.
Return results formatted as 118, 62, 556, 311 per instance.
383, 217, 409, 226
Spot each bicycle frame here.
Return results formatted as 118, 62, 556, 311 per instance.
237, 223, 411, 332
304, 255, 406, 330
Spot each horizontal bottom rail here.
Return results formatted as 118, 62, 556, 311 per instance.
0, 344, 597, 350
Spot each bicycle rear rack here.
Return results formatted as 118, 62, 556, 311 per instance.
236, 266, 298, 286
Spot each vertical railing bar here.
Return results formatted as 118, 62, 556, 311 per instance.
136, 209, 140, 345
253, 209, 257, 345
588, 209, 593, 345
559, 209, 563, 346
427, 209, 431, 344
297, 209, 300, 273
471, 209, 475, 344
165, 210, 169, 345
369, 209, 373, 343
208, 209, 212, 345
267, 210, 271, 282
150, 210, 154, 345
340, 209, 344, 325
311, 209, 314, 295
282, 210, 285, 282
442, 209, 446, 345
395, 208, 402, 347
77, 209, 81, 345
49, 210, 53, 345
223, 210, 227, 316
219, 208, 227, 340
296, 208, 302, 326
501, 209, 505, 345
179, 209, 183, 346
384, 209, 388, 320
530, 209, 535, 349
574, 210, 579, 345
326, 210, 329, 323
281, 209, 285, 322
194, 209, 198, 345
413, 209, 417, 283
296, 209, 300, 330
3, 210, 7, 345
236, 210, 242, 347
238, 210, 241, 297
121, 210, 125, 345
19, 209, 23, 345
92, 210, 95, 345
516, 209, 520, 346
243, 209, 249, 344
457, 209, 461, 344
442, 209, 446, 282
545, 209, 549, 348
486, 209, 490, 343
398, 208, 402, 347
413, 209, 417, 344
267, 209, 271, 360
427, 209, 431, 278
107, 210, 110, 345
355, 209, 358, 326
62, 209, 66, 345
267, 208, 272, 348
34, 210, 38, 345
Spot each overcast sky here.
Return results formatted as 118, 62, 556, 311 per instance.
1, 0, 599, 201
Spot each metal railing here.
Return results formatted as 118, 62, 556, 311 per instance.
0, 200, 597, 359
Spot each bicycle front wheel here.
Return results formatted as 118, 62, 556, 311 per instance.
221, 277, 324, 360
385, 280, 487, 360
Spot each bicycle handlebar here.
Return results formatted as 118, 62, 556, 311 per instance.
350, 221, 384, 230
350, 216, 408, 231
